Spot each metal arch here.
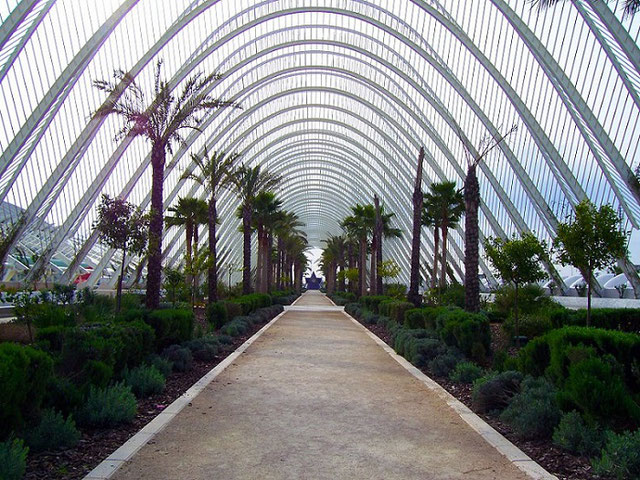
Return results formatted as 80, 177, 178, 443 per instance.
8, 0, 632, 288
484, 0, 640, 224
0, 0, 41, 51
0, 0, 55, 84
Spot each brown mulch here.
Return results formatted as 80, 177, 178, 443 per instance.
24, 322, 267, 480
358, 319, 611, 480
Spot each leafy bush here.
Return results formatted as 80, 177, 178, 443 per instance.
500, 377, 562, 440
0, 343, 54, 437
393, 329, 436, 357
517, 326, 640, 396
592, 429, 640, 479
161, 345, 193, 372
491, 283, 555, 317
552, 411, 605, 457
146, 309, 193, 349
383, 283, 406, 299
0, 438, 28, 480
436, 308, 491, 362
344, 302, 361, 318
123, 365, 165, 398
378, 300, 414, 324
77, 383, 137, 428
361, 310, 378, 325
24, 409, 80, 452
429, 350, 462, 377
556, 308, 640, 334
42, 376, 83, 416
230, 293, 272, 315
30, 303, 76, 328
503, 313, 553, 341
439, 284, 466, 308
206, 301, 227, 330
450, 361, 484, 384
359, 295, 392, 313
223, 301, 243, 321
146, 354, 173, 378
404, 308, 428, 329
182, 337, 220, 361
561, 356, 639, 425
472, 370, 523, 413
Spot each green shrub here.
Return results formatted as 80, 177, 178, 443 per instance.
123, 365, 165, 398
0, 343, 54, 437
359, 295, 392, 313
404, 308, 428, 329
450, 362, 484, 384
230, 293, 272, 315
439, 284, 466, 308
491, 283, 555, 317
223, 301, 243, 321
361, 310, 378, 325
436, 309, 491, 362
161, 345, 193, 372
503, 313, 553, 341
383, 283, 406, 299
409, 338, 446, 366
206, 301, 227, 330
552, 411, 605, 457
500, 377, 562, 440
344, 303, 361, 318
517, 326, 640, 396
146, 354, 173, 378
559, 308, 640, 334
42, 376, 83, 416
592, 429, 640, 479
146, 309, 193, 349
393, 329, 436, 357
561, 356, 640, 425
30, 304, 76, 328
429, 351, 462, 377
24, 409, 80, 452
0, 438, 28, 480
78, 383, 137, 428
388, 301, 415, 324
472, 370, 523, 413
182, 337, 220, 361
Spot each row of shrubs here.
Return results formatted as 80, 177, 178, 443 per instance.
0, 289, 288, 479
347, 295, 640, 479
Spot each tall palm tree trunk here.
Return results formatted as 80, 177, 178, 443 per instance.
192, 224, 200, 306
359, 238, 367, 297
338, 258, 346, 292
464, 164, 480, 312
431, 227, 440, 289
369, 234, 377, 296
440, 221, 449, 289
266, 234, 273, 292
374, 195, 383, 295
146, 143, 166, 309
276, 237, 283, 290
208, 197, 218, 302
408, 147, 425, 306
256, 224, 264, 293
242, 205, 252, 294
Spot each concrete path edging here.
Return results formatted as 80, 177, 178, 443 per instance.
343, 312, 558, 480
84, 310, 288, 480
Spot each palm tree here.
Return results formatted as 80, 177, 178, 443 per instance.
181, 148, 238, 302
321, 235, 344, 294
234, 165, 281, 294
93, 60, 237, 308
425, 181, 464, 289
422, 201, 440, 289
342, 204, 375, 297
165, 197, 207, 305
273, 211, 305, 290
252, 192, 282, 293
371, 197, 402, 295
408, 148, 425, 306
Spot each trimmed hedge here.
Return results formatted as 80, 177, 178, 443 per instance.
550, 308, 640, 334
0, 343, 54, 438
146, 309, 193, 349
206, 301, 227, 330
379, 300, 414, 324
230, 293, 272, 315
435, 308, 491, 362
359, 295, 392, 314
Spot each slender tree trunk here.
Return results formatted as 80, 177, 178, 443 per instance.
374, 195, 383, 295
347, 243, 356, 294
359, 238, 367, 297
432, 226, 440, 289
242, 205, 252, 294
276, 237, 283, 290
266, 233, 273, 292
587, 270, 592, 327
256, 224, 264, 293
146, 142, 166, 309
370, 234, 377, 296
514, 282, 520, 348
116, 248, 126, 313
464, 164, 480, 312
338, 257, 346, 292
440, 221, 448, 290
192, 225, 199, 307
208, 196, 218, 302
408, 148, 425, 307
294, 261, 302, 293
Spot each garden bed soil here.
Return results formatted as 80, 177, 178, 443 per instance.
24, 321, 269, 480
358, 319, 611, 480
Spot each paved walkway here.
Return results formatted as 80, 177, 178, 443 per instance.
110, 292, 534, 480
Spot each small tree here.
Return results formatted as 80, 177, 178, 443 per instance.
93, 194, 148, 312
378, 259, 401, 282
163, 267, 185, 307
484, 232, 548, 346
554, 200, 628, 326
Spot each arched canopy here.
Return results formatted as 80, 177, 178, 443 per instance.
1, 0, 639, 291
